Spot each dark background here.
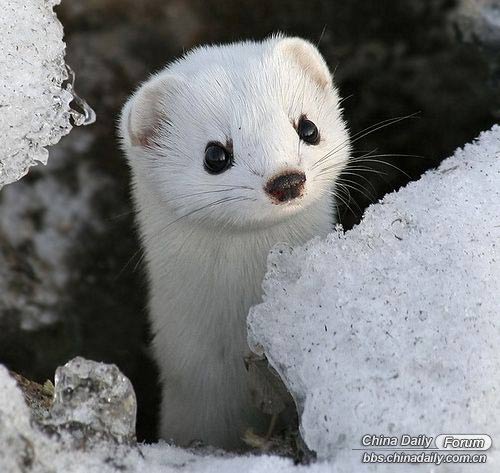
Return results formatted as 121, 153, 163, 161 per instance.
0, 0, 497, 442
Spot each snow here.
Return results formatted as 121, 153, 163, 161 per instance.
0, 364, 34, 472
0, 360, 331, 473
0, 0, 95, 188
248, 126, 500, 471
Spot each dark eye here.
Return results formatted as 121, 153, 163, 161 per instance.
204, 143, 233, 174
297, 117, 320, 145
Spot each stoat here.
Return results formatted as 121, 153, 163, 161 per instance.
119, 35, 349, 450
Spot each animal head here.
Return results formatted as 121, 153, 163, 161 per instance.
120, 35, 350, 230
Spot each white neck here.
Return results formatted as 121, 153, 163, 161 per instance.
132, 173, 333, 448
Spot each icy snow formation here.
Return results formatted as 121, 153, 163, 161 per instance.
248, 126, 500, 470
0, 0, 95, 188
49, 357, 137, 443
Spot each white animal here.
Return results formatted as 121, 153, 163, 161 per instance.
119, 34, 350, 450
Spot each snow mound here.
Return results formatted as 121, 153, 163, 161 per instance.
0, 0, 95, 188
248, 126, 500, 470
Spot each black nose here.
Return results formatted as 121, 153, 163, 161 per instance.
265, 171, 306, 203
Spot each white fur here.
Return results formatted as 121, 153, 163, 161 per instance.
119, 35, 350, 449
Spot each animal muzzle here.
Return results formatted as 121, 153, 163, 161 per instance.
265, 171, 306, 203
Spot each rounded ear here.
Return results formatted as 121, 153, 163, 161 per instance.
275, 37, 332, 89
119, 73, 182, 148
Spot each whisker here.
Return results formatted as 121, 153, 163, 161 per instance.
314, 159, 345, 174
147, 196, 256, 248
311, 113, 419, 170
166, 187, 253, 203
317, 158, 400, 178
115, 245, 145, 281
131, 248, 147, 274
335, 184, 363, 214
348, 152, 424, 163
202, 183, 255, 190
316, 25, 327, 47
315, 162, 387, 180
108, 209, 135, 221
337, 178, 376, 203
115, 190, 257, 280
347, 158, 412, 179
338, 94, 353, 107
337, 170, 378, 195
321, 187, 358, 220
341, 165, 388, 176
349, 113, 419, 146
350, 147, 378, 155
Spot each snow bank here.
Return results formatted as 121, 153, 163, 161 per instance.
248, 126, 500, 471
0, 0, 94, 188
